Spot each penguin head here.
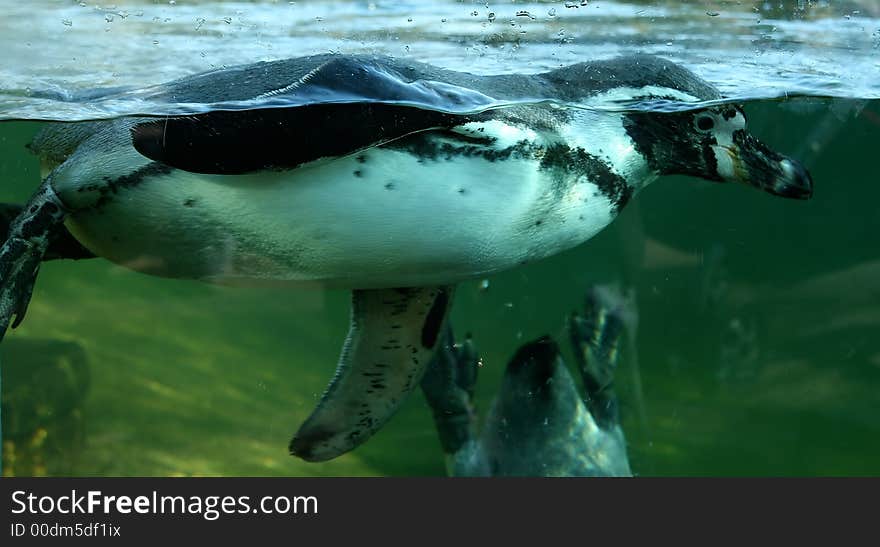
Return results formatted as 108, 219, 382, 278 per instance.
623, 103, 813, 199
493, 336, 582, 429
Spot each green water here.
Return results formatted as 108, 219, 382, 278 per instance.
1, 97, 878, 476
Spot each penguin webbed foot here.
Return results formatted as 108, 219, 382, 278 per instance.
420, 324, 480, 455
0, 241, 41, 338
290, 286, 454, 462
568, 285, 634, 430
0, 183, 68, 341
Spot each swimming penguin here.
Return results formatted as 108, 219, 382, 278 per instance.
0, 54, 812, 462
421, 287, 632, 476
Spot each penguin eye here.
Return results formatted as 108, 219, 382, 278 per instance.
696, 116, 715, 132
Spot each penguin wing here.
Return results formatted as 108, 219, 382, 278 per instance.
129, 102, 471, 175
129, 55, 502, 175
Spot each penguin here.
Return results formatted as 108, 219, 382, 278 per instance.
421, 286, 633, 476
0, 53, 812, 461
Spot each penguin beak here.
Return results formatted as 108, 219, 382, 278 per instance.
716, 131, 813, 199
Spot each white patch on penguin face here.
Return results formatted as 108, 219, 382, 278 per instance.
694, 108, 746, 147
695, 107, 747, 181
713, 147, 736, 179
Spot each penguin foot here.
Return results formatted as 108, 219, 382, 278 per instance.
0, 183, 68, 341
568, 285, 634, 430
420, 324, 480, 456
0, 238, 42, 340
290, 285, 454, 462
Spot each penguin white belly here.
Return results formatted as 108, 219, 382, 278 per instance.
65, 147, 617, 288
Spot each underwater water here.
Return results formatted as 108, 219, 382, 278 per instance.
1, 0, 879, 476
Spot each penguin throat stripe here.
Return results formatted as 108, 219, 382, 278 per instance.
539, 144, 633, 213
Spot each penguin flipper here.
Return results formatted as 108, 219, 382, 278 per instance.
290, 286, 454, 462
